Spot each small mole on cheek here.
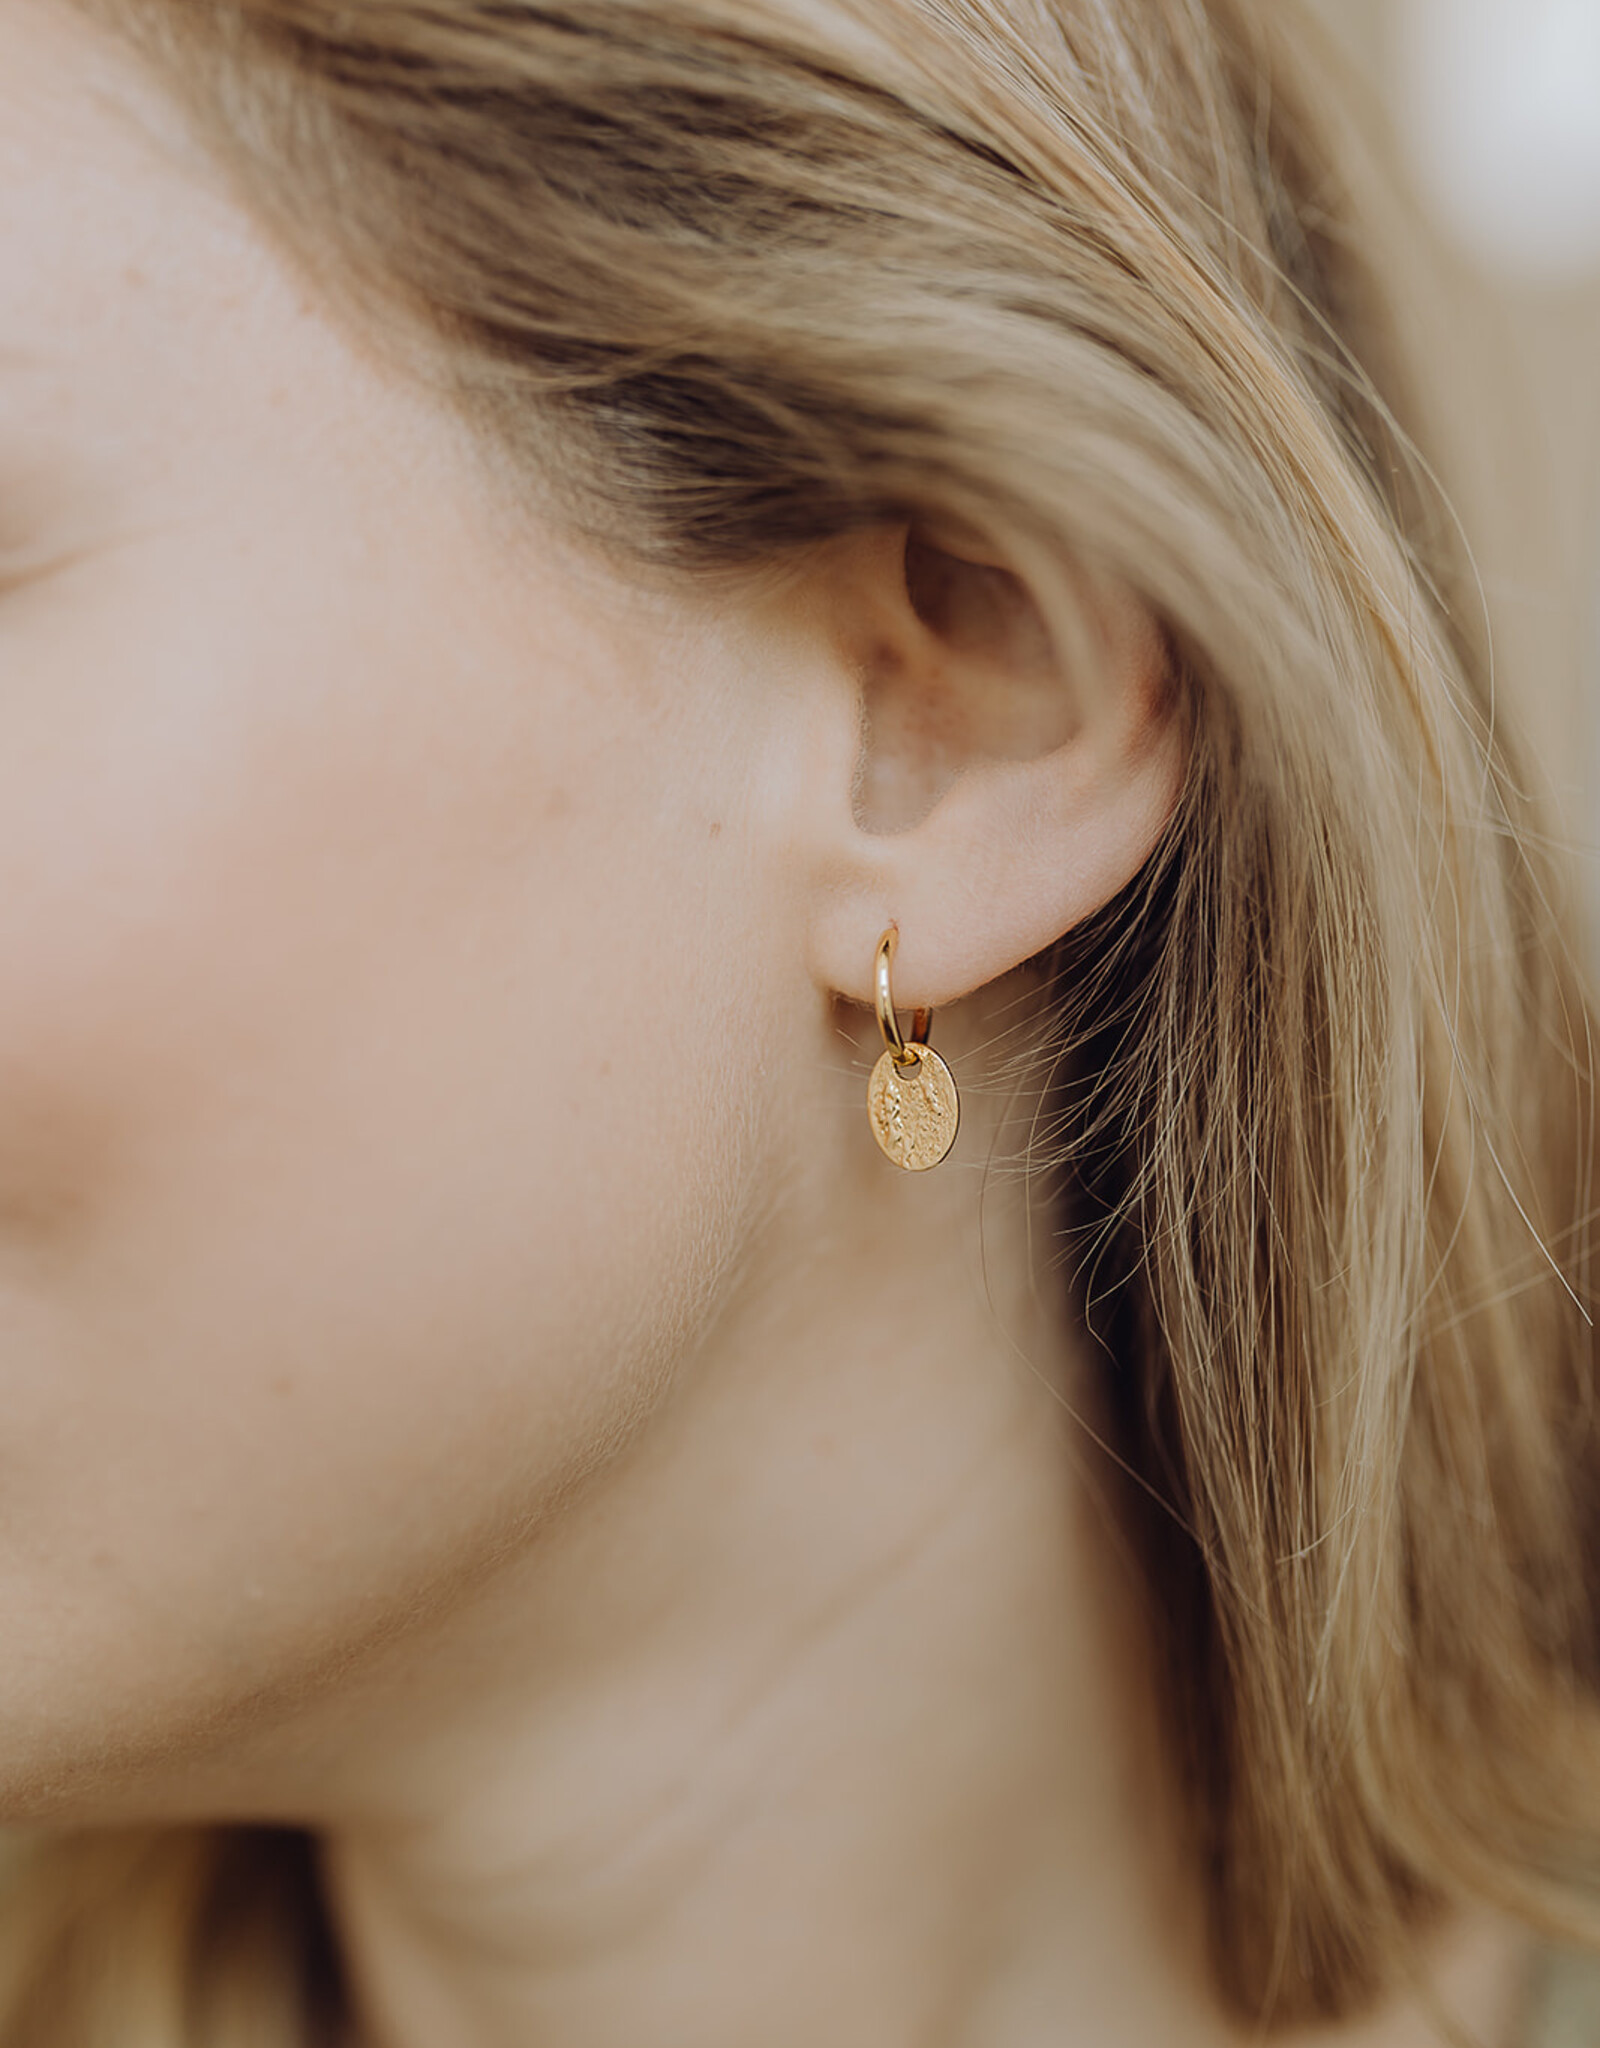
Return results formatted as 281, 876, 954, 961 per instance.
709, 820, 723, 840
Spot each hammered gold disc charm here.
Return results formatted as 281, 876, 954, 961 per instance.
868, 1044, 960, 1171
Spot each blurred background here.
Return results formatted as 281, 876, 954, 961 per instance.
1306, 0, 1600, 936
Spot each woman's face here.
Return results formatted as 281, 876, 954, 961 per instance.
0, 0, 807, 1812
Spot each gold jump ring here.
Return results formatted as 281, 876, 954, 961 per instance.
874, 927, 931, 1068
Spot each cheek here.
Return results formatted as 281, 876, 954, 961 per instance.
0, 529, 770, 1804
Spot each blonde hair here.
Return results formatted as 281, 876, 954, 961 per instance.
8, 0, 1600, 2036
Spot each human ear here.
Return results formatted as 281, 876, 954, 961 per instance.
796, 521, 1188, 1013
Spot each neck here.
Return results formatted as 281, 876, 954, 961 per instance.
306, 1054, 1221, 2047
291, 1022, 1512, 2048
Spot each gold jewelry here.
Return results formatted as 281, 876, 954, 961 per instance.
867, 927, 960, 1171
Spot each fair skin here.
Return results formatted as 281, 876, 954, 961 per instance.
0, 6, 1526, 2044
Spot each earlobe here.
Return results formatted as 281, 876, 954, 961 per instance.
801, 523, 1186, 1014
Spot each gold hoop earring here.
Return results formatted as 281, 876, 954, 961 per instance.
867, 927, 960, 1171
